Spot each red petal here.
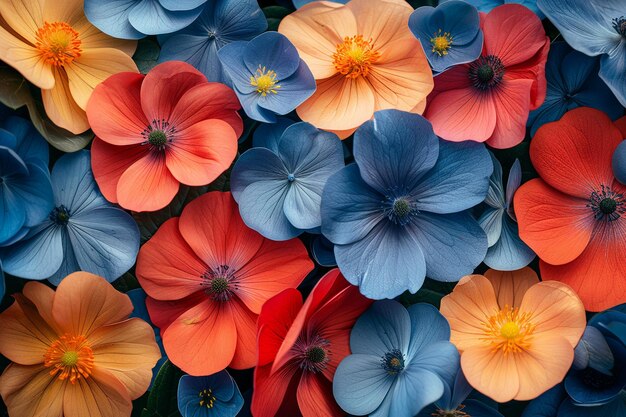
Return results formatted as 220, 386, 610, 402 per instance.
257, 289, 303, 367
145, 292, 207, 330
252, 362, 301, 417
505, 40, 549, 110
486, 78, 533, 149
297, 373, 345, 417
228, 298, 259, 370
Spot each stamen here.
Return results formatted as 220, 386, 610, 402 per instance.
333, 35, 380, 78
383, 196, 416, 226
35, 22, 81, 66
612, 16, 626, 37
468, 55, 505, 90
201, 265, 238, 302
430, 29, 453, 57
140, 119, 176, 151
481, 305, 535, 354
292, 335, 331, 373
199, 388, 216, 408
432, 404, 470, 417
587, 185, 625, 221
49, 205, 70, 225
250, 66, 281, 96
44, 334, 94, 384
381, 349, 405, 375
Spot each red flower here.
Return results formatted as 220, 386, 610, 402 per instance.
252, 269, 372, 417
136, 192, 313, 375
88, 61, 243, 212
424, 4, 549, 149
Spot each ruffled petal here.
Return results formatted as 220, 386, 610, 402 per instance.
41, 68, 90, 134
127, 0, 203, 36
2, 222, 63, 279
83, 0, 144, 40
484, 267, 538, 309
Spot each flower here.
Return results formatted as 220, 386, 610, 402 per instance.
537, 0, 626, 107
88, 61, 242, 212
253, 116, 297, 149
218, 32, 316, 123
321, 109, 490, 299
424, 4, 549, 149
231, 122, 344, 240
178, 371, 244, 417
441, 0, 544, 19
0, 272, 161, 417
278, 0, 433, 138
136, 191, 313, 376
333, 300, 459, 417
158, 0, 267, 83
408, 1, 483, 73
440, 268, 586, 402
612, 116, 626, 185
85, 0, 209, 39
514, 107, 626, 311
251, 269, 372, 417
528, 42, 623, 136
0, 0, 138, 133
523, 384, 626, 417
479, 153, 535, 270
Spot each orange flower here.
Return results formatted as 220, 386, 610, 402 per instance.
278, 0, 433, 138
0, 0, 138, 134
440, 268, 586, 402
0, 272, 161, 417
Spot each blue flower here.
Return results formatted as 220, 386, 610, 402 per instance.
311, 234, 337, 267
158, 0, 267, 83
231, 122, 344, 240
522, 385, 626, 417
1, 151, 140, 285
84, 0, 209, 39
478, 153, 535, 270
218, 32, 316, 123
321, 110, 490, 299
333, 300, 459, 417
178, 371, 244, 417
528, 42, 623, 136
409, 1, 483, 73
441, 0, 544, 19
253, 117, 296, 150
614, 140, 626, 185
537, 0, 626, 107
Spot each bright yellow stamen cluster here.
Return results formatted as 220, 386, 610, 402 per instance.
333, 35, 380, 78
199, 388, 216, 408
44, 334, 94, 383
35, 21, 82, 66
482, 305, 535, 354
250, 66, 281, 96
430, 29, 453, 57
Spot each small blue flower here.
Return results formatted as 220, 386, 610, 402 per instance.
333, 300, 459, 417
178, 371, 244, 417
537, 0, 626, 107
84, 0, 209, 39
441, 0, 544, 19
158, 0, 267, 83
321, 110, 490, 299
409, 1, 483, 73
218, 32, 316, 123
1, 151, 140, 285
231, 122, 344, 240
478, 153, 535, 270
528, 42, 623, 136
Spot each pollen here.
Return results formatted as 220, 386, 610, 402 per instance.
35, 21, 82, 66
250, 66, 281, 96
482, 305, 535, 354
44, 334, 94, 384
199, 388, 216, 408
333, 35, 380, 78
430, 29, 453, 57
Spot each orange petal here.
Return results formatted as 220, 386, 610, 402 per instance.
0, 26, 54, 89
252, 362, 301, 417
52, 272, 133, 337
41, 67, 90, 134
228, 298, 258, 370
486, 78, 533, 149
460, 345, 520, 403
0, 364, 65, 417
42, 0, 83, 26
145, 291, 207, 330
347, 0, 412, 47
440, 275, 499, 352
22, 281, 60, 333
297, 373, 343, 417
0, 0, 44, 43
514, 179, 594, 265
485, 267, 539, 309
63, 368, 132, 417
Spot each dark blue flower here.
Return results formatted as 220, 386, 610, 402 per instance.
522, 385, 626, 417
333, 300, 459, 417
311, 234, 337, 267
409, 1, 483, 73
178, 371, 244, 417
158, 0, 267, 83
441, 0, 544, 19
84, 0, 209, 39
2, 151, 140, 285
321, 110, 490, 299
218, 32, 316, 123
538, 0, 626, 107
528, 42, 623, 136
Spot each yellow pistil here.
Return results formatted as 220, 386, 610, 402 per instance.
250, 66, 281, 96
35, 21, 82, 66
199, 388, 216, 408
430, 29, 453, 57
333, 35, 380, 78
482, 305, 535, 354
44, 334, 94, 383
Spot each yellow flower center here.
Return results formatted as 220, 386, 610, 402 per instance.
44, 334, 94, 384
333, 35, 380, 78
430, 29, 453, 57
250, 66, 281, 96
199, 388, 216, 408
35, 21, 82, 66
483, 306, 535, 354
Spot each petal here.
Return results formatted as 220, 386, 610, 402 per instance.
0, 0, 44, 43
486, 78, 534, 149
244, 32, 301, 79
230, 146, 287, 200
41, 68, 90, 134
484, 267, 539, 309
257, 289, 302, 367
83, 0, 144, 39
160, 35, 223, 82
479, 208, 504, 247
483, 215, 536, 271
349, 300, 411, 357
127, 0, 203, 36
0, 365, 65, 417
257, 61, 317, 116
228, 298, 258, 370
2, 222, 63, 279
406, 303, 453, 357
251, 362, 300, 417
460, 346, 520, 402
5, 161, 54, 227
387, 366, 446, 417
63, 368, 132, 417
599, 46, 626, 108
46, 228, 81, 286
0, 27, 54, 89
297, 372, 344, 417
347, 0, 413, 47
145, 292, 206, 330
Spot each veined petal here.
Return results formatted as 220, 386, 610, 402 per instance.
83, 0, 144, 40
484, 267, 539, 309
0, 27, 54, 89
349, 300, 411, 357
41, 68, 90, 134
2, 222, 63, 279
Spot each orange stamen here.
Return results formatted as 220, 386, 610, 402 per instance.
44, 334, 94, 384
35, 22, 82, 67
332, 35, 380, 78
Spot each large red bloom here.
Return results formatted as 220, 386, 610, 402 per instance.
252, 269, 372, 417
88, 61, 243, 212
515, 108, 626, 312
424, 4, 549, 149
136, 192, 313, 376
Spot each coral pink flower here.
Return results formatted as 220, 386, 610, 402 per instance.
88, 61, 243, 212
252, 269, 373, 417
136, 192, 313, 376
424, 4, 549, 149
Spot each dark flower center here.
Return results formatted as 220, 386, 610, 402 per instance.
201, 265, 237, 302
198, 388, 216, 409
381, 349, 405, 375
385, 196, 415, 226
287, 173, 295, 182
469, 55, 505, 90
581, 367, 616, 390
433, 405, 470, 417
305, 346, 327, 364
612, 16, 626, 37
587, 185, 625, 221
293, 335, 331, 373
148, 130, 168, 147
393, 198, 411, 217
141, 118, 176, 151
50, 205, 70, 225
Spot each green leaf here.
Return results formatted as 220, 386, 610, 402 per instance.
133, 38, 161, 74
263, 6, 292, 31
398, 278, 456, 308
141, 360, 184, 417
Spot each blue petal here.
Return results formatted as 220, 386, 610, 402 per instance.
574, 75, 623, 121
613, 140, 626, 185
178, 371, 243, 417
462, 400, 505, 417
412, 211, 487, 282
561, 50, 598, 93
333, 354, 395, 416
406, 304, 452, 359
0, 128, 16, 149
218, 41, 256, 93
505, 159, 522, 208
405, 341, 459, 400
8, 162, 54, 228
257, 60, 316, 115
590, 310, 626, 345
235, 89, 278, 123
0, 146, 27, 177
522, 385, 565, 417
2, 116, 48, 166
0, 262, 4, 301
252, 117, 296, 151
231, 147, 287, 201
0, 184, 26, 245
3, 222, 63, 279
528, 96, 568, 137
479, 207, 504, 247
353, 110, 439, 195
436, 1, 482, 45
448, 369, 474, 411
349, 300, 411, 357
484, 215, 535, 270
243, 32, 301, 80
47, 228, 81, 286
158, 0, 206, 11
385, 367, 446, 417
412, 140, 491, 214
484, 152, 505, 208
430, 35, 483, 73
159, 35, 225, 82
84, 0, 145, 39
572, 326, 613, 373
128, 0, 204, 35
311, 235, 336, 267
440, 0, 502, 13
557, 397, 626, 417
599, 46, 626, 107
